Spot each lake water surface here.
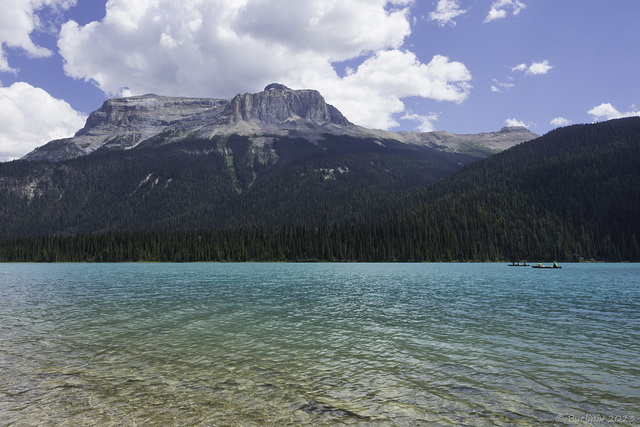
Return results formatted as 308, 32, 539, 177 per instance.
1, 263, 638, 426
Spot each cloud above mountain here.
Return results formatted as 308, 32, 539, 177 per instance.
505, 118, 528, 128
551, 117, 571, 128
588, 103, 640, 121
0, 82, 86, 161
57, 0, 471, 130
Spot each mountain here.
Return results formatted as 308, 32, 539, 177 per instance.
1, 117, 638, 262
22, 84, 537, 162
390, 117, 640, 261
0, 84, 538, 242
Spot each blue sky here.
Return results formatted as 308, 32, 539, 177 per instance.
1, 0, 638, 161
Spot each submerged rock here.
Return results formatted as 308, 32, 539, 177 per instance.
299, 400, 369, 420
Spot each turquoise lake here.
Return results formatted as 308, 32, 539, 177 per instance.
1, 263, 638, 426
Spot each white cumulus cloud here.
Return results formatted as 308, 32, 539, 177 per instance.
0, 0, 76, 72
331, 51, 471, 129
0, 82, 86, 161
505, 118, 527, 128
512, 60, 552, 75
485, 0, 526, 23
429, 0, 467, 27
550, 117, 571, 128
401, 112, 439, 132
57, 0, 473, 130
587, 103, 640, 121
527, 60, 553, 75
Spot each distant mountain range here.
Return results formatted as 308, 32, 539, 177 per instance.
1, 85, 638, 262
23, 83, 537, 162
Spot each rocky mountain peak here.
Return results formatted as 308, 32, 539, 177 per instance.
499, 126, 529, 134
220, 83, 351, 127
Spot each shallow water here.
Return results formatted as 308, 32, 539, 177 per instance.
1, 263, 638, 426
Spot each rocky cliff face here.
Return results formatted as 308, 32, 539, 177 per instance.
22, 84, 538, 162
75, 95, 225, 138
220, 83, 350, 126
25, 95, 229, 161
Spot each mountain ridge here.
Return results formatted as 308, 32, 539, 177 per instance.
23, 84, 538, 162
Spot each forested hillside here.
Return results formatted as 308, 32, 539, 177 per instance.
0, 133, 474, 239
1, 117, 639, 262
398, 117, 640, 261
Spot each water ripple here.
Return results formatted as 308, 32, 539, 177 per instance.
1, 263, 639, 425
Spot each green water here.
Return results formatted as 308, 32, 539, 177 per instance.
1, 263, 638, 426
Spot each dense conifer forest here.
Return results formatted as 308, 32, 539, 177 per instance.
1, 118, 639, 262
0, 134, 473, 239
